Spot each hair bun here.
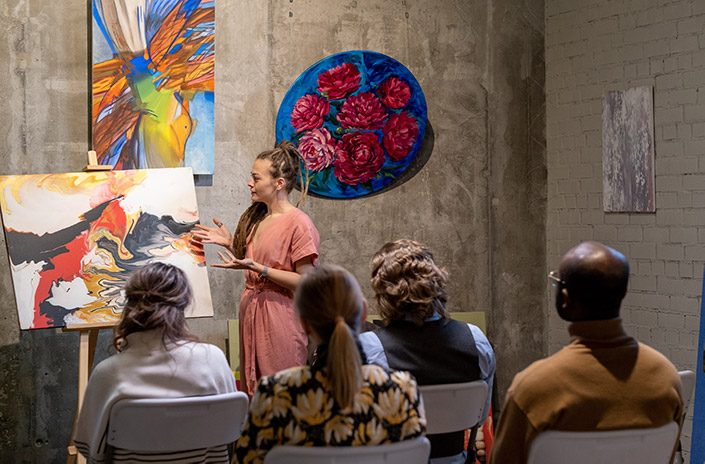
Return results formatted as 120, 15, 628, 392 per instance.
277, 140, 295, 151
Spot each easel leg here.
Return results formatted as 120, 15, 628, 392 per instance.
67, 329, 98, 464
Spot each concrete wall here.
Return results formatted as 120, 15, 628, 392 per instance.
546, 0, 704, 457
0, 1, 546, 461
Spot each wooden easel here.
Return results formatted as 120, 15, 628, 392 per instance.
63, 151, 113, 463
83, 150, 113, 172
64, 322, 116, 464
53, 151, 116, 463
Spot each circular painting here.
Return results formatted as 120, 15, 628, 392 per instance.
275, 50, 428, 199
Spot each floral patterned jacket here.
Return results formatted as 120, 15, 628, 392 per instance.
234, 363, 426, 464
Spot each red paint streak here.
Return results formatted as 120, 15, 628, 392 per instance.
91, 200, 127, 237
32, 232, 89, 328
31, 201, 129, 328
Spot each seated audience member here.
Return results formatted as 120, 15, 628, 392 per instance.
359, 239, 496, 463
491, 241, 684, 463
75, 262, 237, 463
234, 264, 426, 464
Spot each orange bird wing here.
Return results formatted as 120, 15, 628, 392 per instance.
148, 4, 214, 93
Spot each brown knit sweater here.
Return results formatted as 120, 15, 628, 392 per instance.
491, 318, 683, 464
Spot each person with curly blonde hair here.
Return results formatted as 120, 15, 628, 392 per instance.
360, 239, 496, 464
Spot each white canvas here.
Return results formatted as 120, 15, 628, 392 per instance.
0, 167, 213, 329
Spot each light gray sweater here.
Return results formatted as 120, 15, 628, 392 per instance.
74, 330, 237, 463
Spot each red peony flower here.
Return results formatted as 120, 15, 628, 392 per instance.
291, 94, 330, 133
333, 132, 385, 185
379, 77, 411, 109
336, 92, 388, 130
297, 128, 339, 172
317, 63, 361, 100
383, 112, 419, 161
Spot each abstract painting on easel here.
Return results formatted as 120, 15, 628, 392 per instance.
0, 168, 213, 330
92, 0, 215, 174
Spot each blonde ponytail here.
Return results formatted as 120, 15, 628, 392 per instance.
327, 316, 363, 409
295, 265, 366, 409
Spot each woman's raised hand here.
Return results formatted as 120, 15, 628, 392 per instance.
193, 218, 233, 248
212, 249, 256, 271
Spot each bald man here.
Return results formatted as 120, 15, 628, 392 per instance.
491, 241, 683, 463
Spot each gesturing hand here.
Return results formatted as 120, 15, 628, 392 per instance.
193, 218, 233, 248
212, 249, 256, 271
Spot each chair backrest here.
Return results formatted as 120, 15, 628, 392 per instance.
263, 436, 431, 464
678, 369, 696, 414
107, 391, 249, 452
418, 380, 488, 434
526, 422, 680, 464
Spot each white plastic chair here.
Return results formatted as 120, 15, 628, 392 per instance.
418, 380, 489, 434
678, 369, 695, 414
526, 422, 680, 464
107, 391, 249, 454
263, 436, 431, 464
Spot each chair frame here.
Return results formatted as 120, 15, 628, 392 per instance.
418, 380, 489, 435
678, 369, 695, 415
526, 422, 680, 464
263, 436, 431, 464
107, 391, 249, 453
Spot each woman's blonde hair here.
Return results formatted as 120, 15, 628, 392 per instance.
295, 265, 364, 409
231, 141, 310, 259
371, 239, 449, 326
114, 262, 197, 351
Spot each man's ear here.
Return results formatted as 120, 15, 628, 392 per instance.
360, 300, 368, 323
560, 287, 569, 309
556, 286, 573, 321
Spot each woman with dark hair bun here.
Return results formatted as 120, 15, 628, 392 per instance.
193, 141, 320, 396
74, 262, 237, 464
234, 264, 426, 464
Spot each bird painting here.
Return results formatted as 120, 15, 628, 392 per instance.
92, 0, 215, 174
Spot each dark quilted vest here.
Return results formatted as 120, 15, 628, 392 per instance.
376, 318, 481, 458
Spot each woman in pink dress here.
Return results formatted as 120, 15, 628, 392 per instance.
193, 142, 319, 395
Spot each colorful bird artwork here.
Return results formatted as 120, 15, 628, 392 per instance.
92, 0, 215, 174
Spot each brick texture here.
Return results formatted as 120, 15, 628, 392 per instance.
546, 0, 704, 457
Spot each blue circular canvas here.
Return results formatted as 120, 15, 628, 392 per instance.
276, 50, 428, 199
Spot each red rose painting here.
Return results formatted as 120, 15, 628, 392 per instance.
276, 51, 428, 198
336, 92, 388, 130
298, 128, 338, 172
291, 94, 330, 133
333, 132, 385, 185
317, 63, 361, 100
380, 77, 411, 109
383, 112, 419, 160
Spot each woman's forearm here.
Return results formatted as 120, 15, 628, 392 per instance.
256, 266, 302, 292
249, 260, 314, 292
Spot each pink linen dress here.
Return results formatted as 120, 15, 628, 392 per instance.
239, 208, 320, 395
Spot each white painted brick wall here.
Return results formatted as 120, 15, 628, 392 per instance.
546, 0, 703, 457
